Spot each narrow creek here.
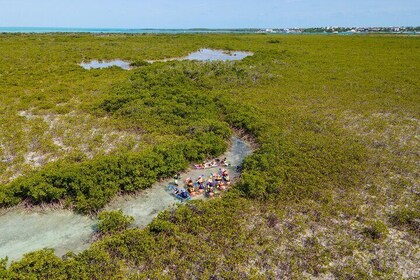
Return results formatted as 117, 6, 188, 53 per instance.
0, 137, 253, 261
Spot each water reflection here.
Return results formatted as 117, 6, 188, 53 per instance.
80, 60, 131, 70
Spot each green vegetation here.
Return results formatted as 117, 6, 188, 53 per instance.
389, 207, 420, 234
0, 33, 419, 278
97, 210, 134, 235
129, 60, 150, 67
363, 220, 389, 241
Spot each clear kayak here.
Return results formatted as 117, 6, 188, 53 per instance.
194, 161, 230, 169
167, 185, 191, 202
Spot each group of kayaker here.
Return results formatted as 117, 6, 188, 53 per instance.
171, 168, 231, 199
194, 158, 230, 169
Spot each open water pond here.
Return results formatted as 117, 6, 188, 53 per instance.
184, 49, 253, 61
147, 48, 253, 63
0, 137, 253, 261
80, 60, 131, 70
80, 49, 253, 70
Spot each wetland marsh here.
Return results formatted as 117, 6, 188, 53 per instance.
0, 34, 418, 279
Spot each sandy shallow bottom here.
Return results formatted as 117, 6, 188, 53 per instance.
0, 137, 252, 261
0, 209, 94, 261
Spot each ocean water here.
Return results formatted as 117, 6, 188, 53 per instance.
0, 27, 260, 34
1, 27, 417, 35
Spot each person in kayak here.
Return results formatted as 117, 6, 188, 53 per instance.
197, 175, 205, 193
207, 176, 213, 186
180, 189, 189, 199
174, 173, 181, 186
187, 179, 195, 196
173, 187, 181, 195
206, 182, 214, 197
221, 158, 229, 166
221, 169, 231, 185
219, 181, 226, 191
215, 172, 222, 183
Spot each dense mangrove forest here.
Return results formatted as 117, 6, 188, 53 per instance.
0, 33, 419, 279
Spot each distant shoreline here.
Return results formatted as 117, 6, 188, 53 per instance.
0, 27, 259, 34
0, 27, 418, 35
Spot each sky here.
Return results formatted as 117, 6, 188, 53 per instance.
0, 0, 419, 28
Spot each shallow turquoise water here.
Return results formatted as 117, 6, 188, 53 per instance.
0, 27, 262, 34
1, 27, 416, 35
0, 209, 94, 261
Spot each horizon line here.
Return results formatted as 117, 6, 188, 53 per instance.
1, 25, 419, 30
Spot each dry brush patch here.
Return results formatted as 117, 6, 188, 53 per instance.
0, 110, 143, 183
338, 111, 419, 278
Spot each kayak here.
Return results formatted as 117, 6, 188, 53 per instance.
194, 164, 204, 169
176, 193, 191, 201
167, 185, 191, 202
194, 162, 220, 169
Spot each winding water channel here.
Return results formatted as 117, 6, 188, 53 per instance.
0, 137, 252, 261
